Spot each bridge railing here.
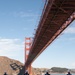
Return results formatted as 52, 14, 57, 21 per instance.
31, 0, 53, 46
36, 0, 49, 30
29, 0, 49, 51
41, 0, 48, 19
29, 0, 54, 56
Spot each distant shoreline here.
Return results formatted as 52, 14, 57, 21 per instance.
50, 73, 65, 74
50, 72, 75, 74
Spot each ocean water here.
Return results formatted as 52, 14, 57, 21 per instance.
50, 74, 75, 75
42, 73, 75, 75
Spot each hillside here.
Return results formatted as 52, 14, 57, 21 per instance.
51, 67, 68, 73
33, 68, 48, 75
0, 56, 24, 75
0, 56, 75, 75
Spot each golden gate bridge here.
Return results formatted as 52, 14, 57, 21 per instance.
19, 0, 75, 75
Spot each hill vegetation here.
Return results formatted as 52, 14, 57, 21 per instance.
51, 67, 68, 73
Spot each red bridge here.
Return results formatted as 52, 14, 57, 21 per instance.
22, 0, 75, 75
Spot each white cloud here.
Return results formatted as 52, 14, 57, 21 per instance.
14, 11, 39, 18
70, 62, 75, 68
72, 63, 75, 66
0, 38, 24, 62
68, 37, 75, 41
63, 27, 75, 34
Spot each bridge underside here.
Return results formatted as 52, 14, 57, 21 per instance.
25, 0, 75, 69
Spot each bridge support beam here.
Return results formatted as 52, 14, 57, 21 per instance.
25, 37, 32, 75
28, 64, 32, 75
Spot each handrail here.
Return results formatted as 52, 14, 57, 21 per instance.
30, 0, 49, 52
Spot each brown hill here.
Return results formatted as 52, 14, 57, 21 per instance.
33, 68, 49, 75
0, 56, 24, 75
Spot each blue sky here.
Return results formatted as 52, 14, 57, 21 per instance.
0, 0, 75, 69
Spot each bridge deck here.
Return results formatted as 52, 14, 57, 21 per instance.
25, 0, 75, 69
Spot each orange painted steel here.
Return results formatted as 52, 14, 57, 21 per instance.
25, 38, 32, 74
28, 64, 32, 75
25, 0, 75, 70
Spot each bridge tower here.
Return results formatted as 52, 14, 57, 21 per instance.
25, 37, 32, 75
